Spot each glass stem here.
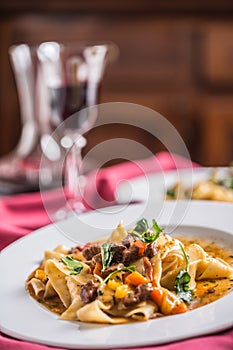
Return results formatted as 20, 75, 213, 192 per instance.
65, 137, 85, 200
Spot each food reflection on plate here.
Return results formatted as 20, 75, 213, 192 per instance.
166, 167, 233, 202
26, 217, 233, 325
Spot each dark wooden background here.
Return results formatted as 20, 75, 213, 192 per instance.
0, 1, 233, 166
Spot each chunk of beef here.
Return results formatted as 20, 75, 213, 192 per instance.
144, 242, 158, 259
80, 280, 98, 304
123, 292, 139, 307
122, 233, 137, 248
122, 244, 139, 265
111, 244, 126, 264
135, 283, 153, 301
101, 263, 124, 279
68, 247, 77, 254
92, 252, 102, 264
82, 244, 101, 260
123, 283, 153, 307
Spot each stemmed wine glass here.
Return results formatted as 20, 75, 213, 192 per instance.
37, 41, 113, 219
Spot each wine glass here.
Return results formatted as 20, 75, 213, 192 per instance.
37, 41, 113, 218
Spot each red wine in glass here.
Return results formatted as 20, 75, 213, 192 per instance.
49, 84, 88, 126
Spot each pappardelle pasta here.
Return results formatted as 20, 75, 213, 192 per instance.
26, 218, 233, 324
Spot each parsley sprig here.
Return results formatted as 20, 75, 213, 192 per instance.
174, 244, 193, 303
61, 256, 83, 275
103, 265, 136, 284
132, 218, 163, 243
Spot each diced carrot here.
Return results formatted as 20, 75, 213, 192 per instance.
134, 240, 146, 256
160, 289, 188, 315
125, 271, 149, 286
150, 287, 163, 307
170, 301, 188, 314
93, 262, 102, 276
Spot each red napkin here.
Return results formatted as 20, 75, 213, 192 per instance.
0, 152, 198, 250
83, 151, 199, 209
0, 328, 232, 350
1, 151, 232, 350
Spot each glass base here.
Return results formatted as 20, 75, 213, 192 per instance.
0, 151, 62, 195
52, 199, 86, 221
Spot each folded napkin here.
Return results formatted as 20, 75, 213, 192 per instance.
83, 151, 199, 209
0, 152, 198, 250
1, 151, 232, 350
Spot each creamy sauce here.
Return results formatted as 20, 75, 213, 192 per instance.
176, 236, 233, 309
26, 273, 66, 315
40, 295, 66, 314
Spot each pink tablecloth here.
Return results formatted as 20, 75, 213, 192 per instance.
0, 152, 232, 350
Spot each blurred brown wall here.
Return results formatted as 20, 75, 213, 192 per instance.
0, 1, 233, 166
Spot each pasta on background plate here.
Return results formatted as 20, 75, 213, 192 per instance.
26, 218, 233, 324
166, 167, 233, 202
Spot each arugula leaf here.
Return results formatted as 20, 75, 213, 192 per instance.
134, 218, 149, 234
142, 231, 159, 243
174, 269, 193, 302
101, 243, 114, 271
152, 219, 163, 235
174, 244, 193, 302
132, 218, 162, 243
103, 265, 136, 284
61, 256, 83, 275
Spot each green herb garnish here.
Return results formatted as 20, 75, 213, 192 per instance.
61, 256, 83, 275
152, 219, 163, 235
134, 218, 149, 234
174, 244, 193, 302
101, 243, 114, 271
103, 265, 136, 284
180, 243, 189, 270
175, 270, 193, 302
132, 218, 163, 243
141, 231, 160, 243
219, 177, 233, 189
166, 188, 176, 198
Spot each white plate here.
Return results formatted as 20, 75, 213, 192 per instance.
1, 201, 233, 349
115, 167, 230, 205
